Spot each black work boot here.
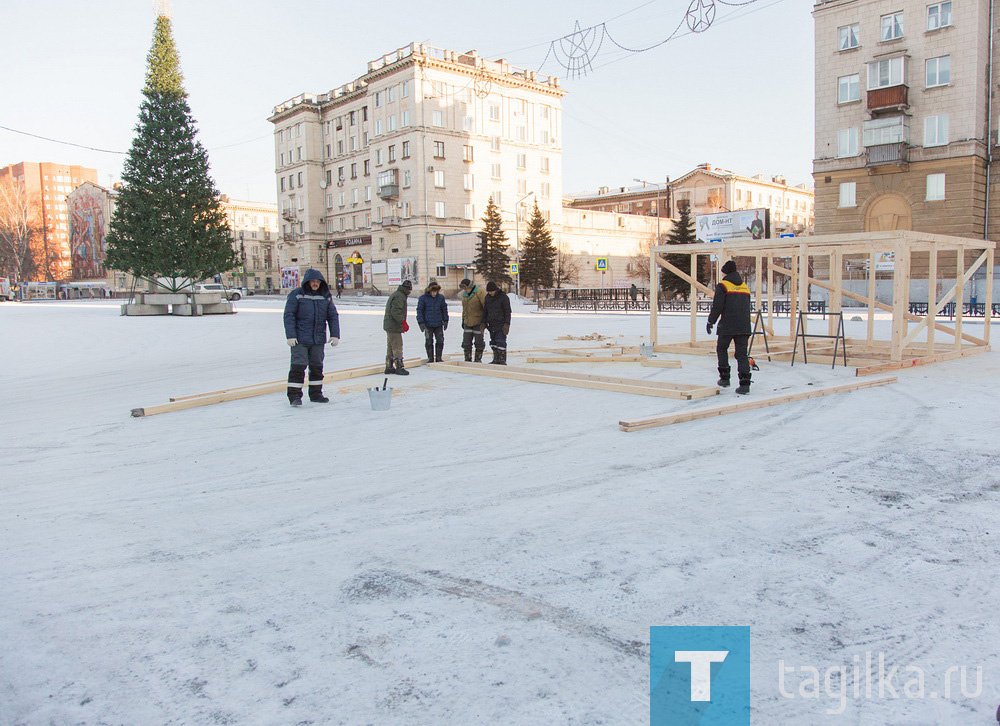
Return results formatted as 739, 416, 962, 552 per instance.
394, 357, 410, 375
488, 347, 499, 364
385, 355, 395, 374
736, 374, 751, 395
435, 341, 444, 363
288, 364, 305, 406
425, 344, 434, 361
308, 366, 328, 402
463, 348, 472, 362
497, 349, 507, 365
717, 366, 731, 388
474, 348, 484, 363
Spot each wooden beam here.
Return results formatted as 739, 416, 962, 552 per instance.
440, 361, 711, 392
927, 245, 937, 354
985, 246, 994, 346
525, 355, 645, 363
428, 361, 718, 400
854, 345, 990, 376
619, 377, 898, 431
657, 256, 716, 297
135, 359, 428, 417
690, 253, 698, 344
650, 245, 659, 345
954, 248, 964, 351
900, 250, 986, 349
639, 359, 683, 369
867, 251, 877, 345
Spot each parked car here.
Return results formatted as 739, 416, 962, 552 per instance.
0, 278, 13, 301
192, 283, 243, 301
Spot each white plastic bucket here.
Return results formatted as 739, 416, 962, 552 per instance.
367, 387, 393, 411
640, 343, 654, 357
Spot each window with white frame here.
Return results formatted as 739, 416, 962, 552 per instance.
464, 204, 475, 220
365, 186, 371, 201
402, 202, 411, 218
493, 191, 502, 206
927, 1, 951, 30
541, 182, 550, 198
325, 193, 334, 209
863, 115, 908, 146
375, 149, 383, 165
338, 192, 345, 207
491, 163, 501, 179
374, 91, 382, 108
433, 141, 445, 158
401, 110, 411, 127
868, 56, 905, 89
401, 80, 410, 98
463, 173, 474, 191
540, 157, 550, 173
491, 136, 501, 152
387, 86, 396, 103
488, 104, 501, 121
280, 152, 285, 166
463, 145, 474, 162
926, 173, 946, 200
924, 114, 949, 146
462, 116, 474, 132
434, 202, 446, 219
880, 12, 903, 41
838, 74, 860, 103
838, 182, 857, 207
402, 141, 410, 158
516, 153, 526, 169
352, 188, 359, 204
838, 23, 860, 50
838, 128, 859, 157
517, 179, 527, 194
434, 170, 445, 188
402, 170, 411, 187
926, 56, 950, 87
432, 110, 444, 127
436, 264, 447, 277
375, 119, 383, 135
388, 115, 397, 132
539, 129, 550, 144
388, 145, 396, 163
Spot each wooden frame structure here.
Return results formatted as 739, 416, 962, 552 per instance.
649, 231, 994, 372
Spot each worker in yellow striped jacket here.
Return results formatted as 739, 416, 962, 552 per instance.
707, 260, 753, 395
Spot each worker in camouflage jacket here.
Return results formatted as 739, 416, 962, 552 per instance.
707, 259, 753, 394
383, 279, 413, 375
483, 281, 512, 365
283, 268, 340, 406
458, 278, 487, 362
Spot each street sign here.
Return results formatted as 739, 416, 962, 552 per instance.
596, 257, 608, 270
780, 233, 795, 238
510, 263, 519, 274
238, 266, 244, 273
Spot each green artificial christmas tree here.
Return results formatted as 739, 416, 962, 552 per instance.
661, 204, 706, 299
474, 196, 512, 287
105, 14, 235, 293
518, 200, 556, 296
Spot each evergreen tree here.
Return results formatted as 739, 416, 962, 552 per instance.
518, 201, 556, 296
474, 196, 512, 287
661, 204, 706, 299
105, 14, 236, 293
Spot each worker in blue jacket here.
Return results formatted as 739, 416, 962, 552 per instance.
416, 282, 449, 362
283, 269, 340, 406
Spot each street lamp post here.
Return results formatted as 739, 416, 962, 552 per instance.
238, 231, 247, 290
513, 191, 534, 298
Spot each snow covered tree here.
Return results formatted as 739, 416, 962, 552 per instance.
0, 177, 41, 284
474, 196, 512, 287
661, 204, 707, 299
105, 14, 235, 293
518, 201, 556, 296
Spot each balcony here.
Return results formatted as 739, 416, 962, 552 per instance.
867, 84, 908, 112
866, 142, 909, 168
377, 184, 399, 200
379, 216, 401, 230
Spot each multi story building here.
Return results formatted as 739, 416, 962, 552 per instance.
218, 196, 279, 292
0, 162, 98, 280
268, 42, 566, 293
813, 0, 998, 241
565, 182, 671, 230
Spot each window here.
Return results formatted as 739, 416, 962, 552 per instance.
280, 177, 286, 192
540, 157, 550, 173
388, 145, 396, 163
927, 2, 951, 30
464, 204, 475, 220
338, 166, 345, 181
374, 91, 382, 108
296, 123, 303, 137
280, 152, 285, 166
434, 170, 445, 188
516, 153, 526, 169
375, 149, 383, 165
493, 191, 502, 206
435, 201, 446, 218
436, 264, 447, 277
338, 192, 345, 207
539, 105, 549, 119
463, 173, 474, 191
339, 140, 345, 154
926, 56, 951, 87
435, 233, 445, 248
838, 23, 860, 50
350, 136, 357, 151
868, 56, 905, 89
349, 111, 356, 125
491, 136, 501, 152
297, 147, 303, 161
387, 86, 396, 103
837, 128, 859, 157
352, 189, 359, 204
541, 182, 550, 198
325, 144, 330, 158
517, 179, 527, 194
539, 130, 550, 144
462, 116, 474, 131
402, 80, 411, 98
926, 173, 946, 200
278, 129, 284, 142
881, 12, 903, 41
402, 202, 410, 218
405, 234, 411, 249
839, 182, 857, 208
365, 186, 371, 201
924, 114, 949, 146
363, 132, 369, 146
488, 104, 501, 121
403, 170, 411, 187
362, 106, 368, 121
388, 115, 397, 132
375, 119, 383, 135
863, 115, 908, 146
379, 238, 385, 251
491, 163, 501, 179
363, 160, 370, 176
402, 141, 411, 158
350, 163, 357, 179
432, 110, 444, 127
433, 141, 445, 158
297, 172, 303, 187
838, 74, 860, 103
401, 110, 411, 127
463, 145, 474, 162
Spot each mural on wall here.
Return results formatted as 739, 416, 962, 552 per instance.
69, 186, 108, 280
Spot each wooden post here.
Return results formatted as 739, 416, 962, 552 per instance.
890, 242, 910, 361
954, 248, 964, 350
798, 245, 809, 336
829, 249, 842, 336
754, 253, 762, 322
767, 255, 774, 333
927, 244, 937, 354
789, 252, 799, 337
650, 247, 658, 345
985, 246, 995, 346
689, 253, 698, 344
867, 250, 877, 344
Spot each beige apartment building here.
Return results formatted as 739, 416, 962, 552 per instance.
268, 42, 566, 293
218, 196, 279, 292
0, 161, 98, 281
813, 0, 999, 242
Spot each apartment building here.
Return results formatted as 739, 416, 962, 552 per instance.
0, 161, 98, 281
268, 42, 566, 292
218, 196, 279, 292
813, 0, 998, 240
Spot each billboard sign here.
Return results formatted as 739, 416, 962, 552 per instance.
695, 208, 771, 243
387, 257, 418, 285
442, 231, 480, 266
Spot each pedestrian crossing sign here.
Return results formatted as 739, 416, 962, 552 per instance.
510, 263, 519, 274
596, 257, 608, 270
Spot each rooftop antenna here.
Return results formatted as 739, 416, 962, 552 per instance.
153, 0, 173, 18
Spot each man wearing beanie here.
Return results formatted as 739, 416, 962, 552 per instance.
383, 279, 413, 375
458, 278, 487, 362
483, 281, 512, 364
707, 260, 753, 394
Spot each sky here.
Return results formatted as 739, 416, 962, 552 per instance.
0, 0, 813, 203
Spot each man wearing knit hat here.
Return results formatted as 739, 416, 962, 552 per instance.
707, 260, 753, 394
483, 281, 512, 364
383, 279, 413, 375
458, 278, 487, 362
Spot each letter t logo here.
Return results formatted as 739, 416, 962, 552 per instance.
674, 650, 729, 701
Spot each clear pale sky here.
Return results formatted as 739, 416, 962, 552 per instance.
0, 0, 811, 202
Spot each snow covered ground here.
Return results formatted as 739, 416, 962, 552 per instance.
1, 295, 998, 725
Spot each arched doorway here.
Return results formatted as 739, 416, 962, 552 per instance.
334, 254, 344, 288
864, 193, 912, 232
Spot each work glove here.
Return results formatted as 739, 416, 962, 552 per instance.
706, 322, 713, 335
286, 338, 298, 347
443, 320, 449, 331
478, 323, 486, 333
402, 321, 409, 333
419, 323, 426, 333
329, 337, 339, 347
502, 324, 510, 335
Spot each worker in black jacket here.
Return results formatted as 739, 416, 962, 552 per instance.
707, 260, 753, 394
483, 281, 511, 365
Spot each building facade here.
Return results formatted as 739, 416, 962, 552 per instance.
0, 161, 98, 281
813, 0, 999, 241
269, 43, 566, 294
218, 196, 279, 292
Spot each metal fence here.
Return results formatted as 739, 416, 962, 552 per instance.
908, 302, 1000, 318
538, 297, 828, 316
